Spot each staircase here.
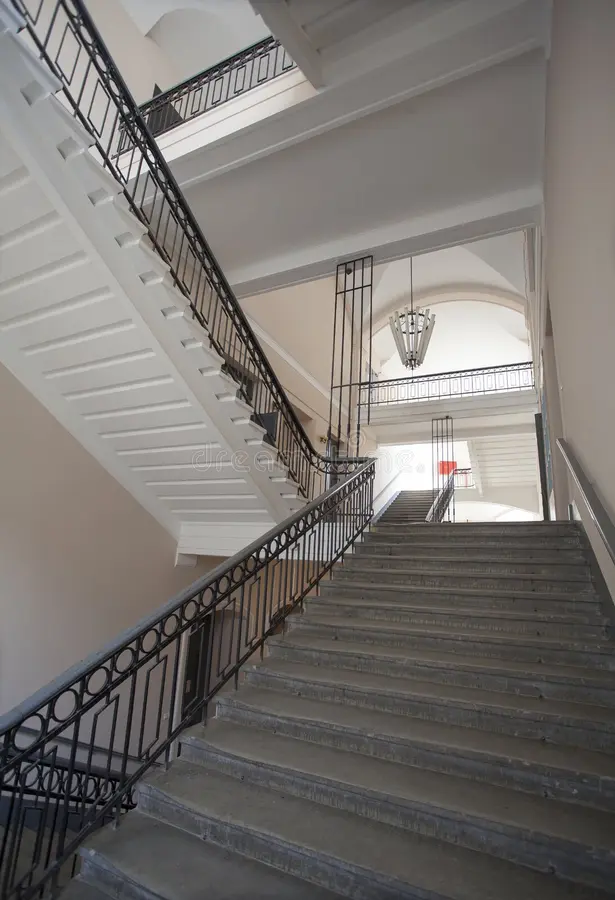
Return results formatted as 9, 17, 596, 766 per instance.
378, 488, 436, 523
0, 4, 353, 558
71, 508, 615, 900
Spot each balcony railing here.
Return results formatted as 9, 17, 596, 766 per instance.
10, 0, 355, 503
360, 362, 535, 408
134, 37, 295, 143
454, 467, 475, 489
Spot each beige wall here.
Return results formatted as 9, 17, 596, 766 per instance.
242, 277, 358, 448
85, 0, 179, 103
0, 363, 223, 716
544, 0, 615, 591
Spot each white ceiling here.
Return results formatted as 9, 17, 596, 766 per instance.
375, 300, 531, 379
148, 2, 269, 84
371, 231, 527, 323
370, 229, 530, 375
287, 0, 414, 53
182, 50, 545, 289
117, 0, 259, 35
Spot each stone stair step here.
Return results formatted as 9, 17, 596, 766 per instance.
138, 761, 612, 900
59, 880, 110, 900
366, 531, 584, 548
334, 564, 595, 594
180, 719, 615, 888
380, 509, 433, 516
210, 675, 615, 809
304, 596, 607, 640
80, 813, 341, 900
289, 616, 615, 669
368, 520, 585, 547
267, 634, 615, 705
319, 579, 602, 613
346, 553, 592, 579
309, 593, 603, 625
240, 662, 615, 751
373, 521, 579, 532
356, 542, 588, 562
379, 517, 431, 523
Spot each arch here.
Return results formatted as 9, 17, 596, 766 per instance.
369, 285, 527, 337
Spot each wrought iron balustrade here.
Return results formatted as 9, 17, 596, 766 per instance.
426, 470, 456, 523
125, 37, 295, 146
360, 362, 535, 408
0, 461, 375, 900
9, 0, 349, 502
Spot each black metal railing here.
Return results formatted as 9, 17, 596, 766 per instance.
125, 37, 295, 145
10, 0, 351, 501
360, 362, 535, 408
0, 461, 375, 900
426, 470, 456, 522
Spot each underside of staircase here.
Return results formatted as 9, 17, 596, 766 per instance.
67, 495, 615, 900
0, 17, 306, 557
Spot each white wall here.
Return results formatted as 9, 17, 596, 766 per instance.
85, 0, 180, 101
455, 501, 539, 522
543, 0, 615, 597
149, 3, 269, 85
371, 441, 470, 498
0, 364, 223, 716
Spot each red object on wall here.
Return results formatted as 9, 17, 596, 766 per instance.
438, 461, 457, 475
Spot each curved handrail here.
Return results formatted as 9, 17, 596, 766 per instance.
9, 0, 349, 499
557, 439, 615, 567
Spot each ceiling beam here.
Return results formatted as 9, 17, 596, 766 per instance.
250, 0, 324, 88
230, 187, 543, 298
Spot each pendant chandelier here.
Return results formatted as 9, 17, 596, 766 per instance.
388, 256, 436, 370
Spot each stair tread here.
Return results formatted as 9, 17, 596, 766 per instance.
374, 521, 578, 528
186, 719, 615, 849
220, 675, 615, 777
354, 552, 589, 568
255, 657, 615, 725
272, 634, 615, 685
324, 579, 600, 603
338, 563, 592, 583
307, 596, 604, 625
84, 812, 340, 900
60, 879, 110, 900
362, 541, 583, 552
294, 615, 613, 652
142, 762, 611, 900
